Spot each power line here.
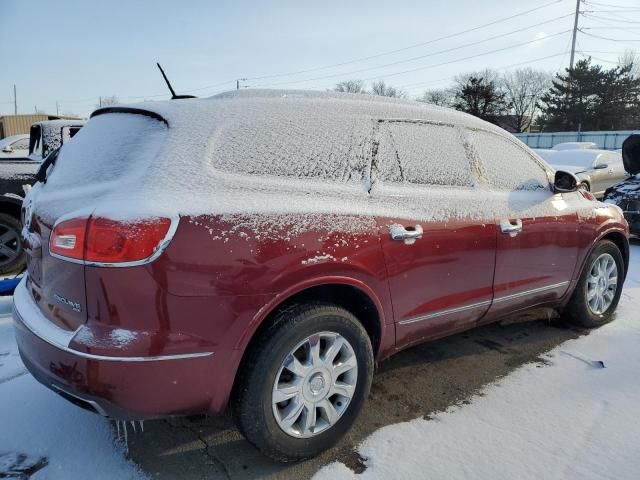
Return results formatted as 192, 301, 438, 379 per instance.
583, 13, 640, 24
254, 29, 572, 88
401, 51, 570, 93
585, 0, 640, 8
244, 0, 564, 82
579, 29, 640, 42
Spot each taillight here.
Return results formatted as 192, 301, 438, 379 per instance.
50, 217, 173, 265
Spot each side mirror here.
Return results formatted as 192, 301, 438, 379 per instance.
594, 163, 608, 170
2, 145, 12, 153
554, 170, 578, 193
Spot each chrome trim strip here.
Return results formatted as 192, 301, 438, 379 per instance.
49, 215, 180, 268
13, 279, 213, 363
399, 300, 492, 325
398, 280, 571, 326
492, 281, 570, 304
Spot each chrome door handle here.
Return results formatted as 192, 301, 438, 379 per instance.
500, 219, 523, 237
390, 224, 423, 245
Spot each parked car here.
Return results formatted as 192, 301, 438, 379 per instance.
604, 134, 640, 236
0, 134, 30, 158
0, 120, 84, 274
13, 91, 629, 462
538, 148, 627, 198
553, 141, 598, 151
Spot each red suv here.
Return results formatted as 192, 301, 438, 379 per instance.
13, 91, 629, 461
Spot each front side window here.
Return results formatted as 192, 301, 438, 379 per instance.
466, 129, 550, 191
373, 121, 473, 187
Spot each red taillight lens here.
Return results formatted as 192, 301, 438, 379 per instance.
50, 217, 172, 264
49, 217, 87, 261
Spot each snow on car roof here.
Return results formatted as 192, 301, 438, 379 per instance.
30, 89, 572, 234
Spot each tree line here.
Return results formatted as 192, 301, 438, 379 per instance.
334, 51, 640, 133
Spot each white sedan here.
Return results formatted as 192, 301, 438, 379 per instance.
0, 135, 30, 159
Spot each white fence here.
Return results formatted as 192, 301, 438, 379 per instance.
514, 130, 640, 150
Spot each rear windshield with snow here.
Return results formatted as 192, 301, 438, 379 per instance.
467, 129, 550, 191
374, 121, 473, 187
210, 112, 371, 183
45, 113, 167, 190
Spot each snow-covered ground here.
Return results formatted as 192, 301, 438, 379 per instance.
1, 244, 638, 479
0, 297, 146, 479
316, 242, 640, 480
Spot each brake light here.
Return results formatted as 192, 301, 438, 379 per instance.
50, 217, 172, 264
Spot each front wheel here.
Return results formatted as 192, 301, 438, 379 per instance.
565, 240, 624, 327
232, 303, 374, 462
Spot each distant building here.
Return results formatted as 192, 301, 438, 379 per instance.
0, 114, 82, 139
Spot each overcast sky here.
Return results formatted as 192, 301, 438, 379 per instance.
1, 0, 639, 118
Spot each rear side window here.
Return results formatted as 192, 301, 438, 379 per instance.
211, 114, 371, 184
374, 121, 473, 186
466, 129, 550, 191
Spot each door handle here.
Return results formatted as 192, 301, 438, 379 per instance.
390, 224, 423, 245
500, 219, 523, 237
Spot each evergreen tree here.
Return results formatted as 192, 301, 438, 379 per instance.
452, 76, 508, 125
539, 58, 640, 131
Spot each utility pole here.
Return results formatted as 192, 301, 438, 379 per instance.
569, 0, 582, 71
56, 101, 59, 116
13, 84, 17, 115
99, 96, 102, 108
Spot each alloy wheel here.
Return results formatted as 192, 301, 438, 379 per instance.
0, 223, 21, 268
272, 331, 358, 438
586, 253, 618, 315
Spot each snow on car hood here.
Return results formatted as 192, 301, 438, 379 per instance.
26, 89, 573, 231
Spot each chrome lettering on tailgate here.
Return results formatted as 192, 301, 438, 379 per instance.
53, 293, 82, 312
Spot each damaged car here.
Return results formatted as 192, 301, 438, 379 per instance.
604, 134, 640, 236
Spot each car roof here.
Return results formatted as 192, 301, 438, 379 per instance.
93, 89, 512, 139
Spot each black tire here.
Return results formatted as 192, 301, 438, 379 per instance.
0, 213, 25, 275
565, 240, 624, 327
579, 181, 590, 192
232, 302, 374, 462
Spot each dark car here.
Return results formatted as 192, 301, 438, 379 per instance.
604, 135, 640, 236
0, 120, 83, 274
13, 91, 629, 462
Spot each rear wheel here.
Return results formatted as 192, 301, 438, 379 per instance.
565, 240, 624, 327
0, 213, 25, 275
232, 303, 374, 462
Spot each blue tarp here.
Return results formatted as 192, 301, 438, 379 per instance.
0, 276, 21, 296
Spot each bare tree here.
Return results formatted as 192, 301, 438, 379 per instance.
95, 95, 119, 109
418, 88, 454, 107
370, 80, 406, 98
618, 49, 640, 79
501, 68, 551, 133
334, 80, 366, 94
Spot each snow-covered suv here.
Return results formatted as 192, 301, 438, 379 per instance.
13, 91, 629, 461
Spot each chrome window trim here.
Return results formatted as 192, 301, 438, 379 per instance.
399, 281, 570, 326
49, 215, 180, 268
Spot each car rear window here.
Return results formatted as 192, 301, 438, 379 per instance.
374, 121, 473, 187
45, 113, 167, 190
210, 112, 372, 184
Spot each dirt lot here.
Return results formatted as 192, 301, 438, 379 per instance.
128, 313, 586, 480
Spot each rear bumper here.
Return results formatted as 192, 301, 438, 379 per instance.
12, 277, 222, 420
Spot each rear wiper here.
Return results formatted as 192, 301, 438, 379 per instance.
35, 148, 60, 184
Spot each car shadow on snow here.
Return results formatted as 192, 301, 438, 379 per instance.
127, 312, 587, 480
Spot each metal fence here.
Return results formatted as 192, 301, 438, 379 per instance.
514, 130, 640, 151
